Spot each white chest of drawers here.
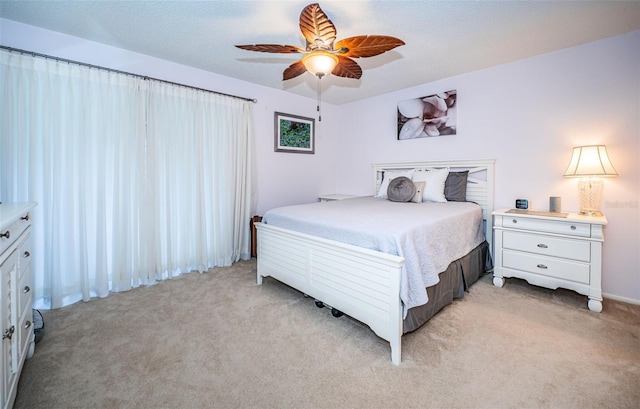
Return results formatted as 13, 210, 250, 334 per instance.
492, 209, 607, 312
0, 202, 37, 409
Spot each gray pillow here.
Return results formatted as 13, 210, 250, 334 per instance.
444, 171, 468, 202
387, 176, 416, 202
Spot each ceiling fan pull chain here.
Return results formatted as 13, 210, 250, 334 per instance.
317, 75, 322, 122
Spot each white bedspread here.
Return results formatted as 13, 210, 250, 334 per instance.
263, 196, 485, 315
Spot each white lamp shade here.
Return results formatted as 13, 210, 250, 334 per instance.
563, 145, 618, 177
301, 50, 339, 77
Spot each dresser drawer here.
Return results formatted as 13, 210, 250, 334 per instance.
17, 233, 32, 280
1, 219, 19, 256
503, 216, 591, 237
18, 265, 33, 317
0, 213, 31, 256
502, 250, 590, 284
503, 231, 590, 262
17, 307, 34, 365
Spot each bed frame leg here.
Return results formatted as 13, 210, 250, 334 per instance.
257, 274, 263, 285
391, 340, 401, 366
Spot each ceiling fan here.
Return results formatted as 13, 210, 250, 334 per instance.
235, 3, 405, 81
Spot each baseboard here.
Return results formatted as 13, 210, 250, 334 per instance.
603, 292, 640, 306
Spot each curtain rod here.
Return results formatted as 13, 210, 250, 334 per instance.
0, 45, 258, 103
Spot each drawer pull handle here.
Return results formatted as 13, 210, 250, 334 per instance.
0, 231, 9, 239
20, 214, 30, 221
24, 251, 30, 258
537, 264, 548, 269
24, 321, 32, 330
537, 244, 548, 248
3, 326, 15, 340
23, 286, 31, 293
570, 225, 576, 230
512, 219, 518, 224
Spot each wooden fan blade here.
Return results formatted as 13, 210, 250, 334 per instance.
334, 35, 405, 58
283, 60, 307, 80
331, 56, 362, 79
299, 3, 337, 50
235, 44, 304, 54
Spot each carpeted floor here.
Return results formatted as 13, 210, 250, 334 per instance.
14, 259, 640, 409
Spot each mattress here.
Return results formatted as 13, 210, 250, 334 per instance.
263, 196, 486, 315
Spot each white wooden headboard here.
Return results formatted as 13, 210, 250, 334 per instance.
372, 159, 495, 252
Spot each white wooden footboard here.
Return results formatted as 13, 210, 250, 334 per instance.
255, 222, 405, 365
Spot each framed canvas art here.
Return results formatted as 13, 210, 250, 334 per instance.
274, 112, 315, 154
397, 90, 457, 139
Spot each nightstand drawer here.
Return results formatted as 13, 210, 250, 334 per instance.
503, 231, 590, 262
504, 216, 591, 237
502, 250, 590, 284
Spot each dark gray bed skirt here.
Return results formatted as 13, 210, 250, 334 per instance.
403, 240, 493, 333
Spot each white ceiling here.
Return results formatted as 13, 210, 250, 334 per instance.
1, 1, 639, 105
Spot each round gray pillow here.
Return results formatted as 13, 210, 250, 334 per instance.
387, 176, 416, 202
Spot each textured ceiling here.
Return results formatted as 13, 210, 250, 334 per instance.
1, 1, 639, 105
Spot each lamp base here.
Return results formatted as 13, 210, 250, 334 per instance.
578, 178, 604, 217
578, 210, 603, 217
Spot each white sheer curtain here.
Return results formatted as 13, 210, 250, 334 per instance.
143, 81, 253, 280
0, 50, 253, 309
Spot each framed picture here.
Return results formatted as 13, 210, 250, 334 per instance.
397, 90, 457, 140
274, 112, 315, 154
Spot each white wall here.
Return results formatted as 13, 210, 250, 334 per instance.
0, 18, 339, 216
3, 19, 638, 304
332, 31, 640, 304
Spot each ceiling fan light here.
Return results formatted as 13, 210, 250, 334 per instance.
301, 50, 339, 77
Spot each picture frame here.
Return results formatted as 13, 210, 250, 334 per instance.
397, 90, 457, 140
274, 112, 315, 154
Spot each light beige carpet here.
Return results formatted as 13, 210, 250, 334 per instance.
15, 259, 640, 409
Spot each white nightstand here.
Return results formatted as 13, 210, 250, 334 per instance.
492, 209, 607, 312
318, 194, 359, 202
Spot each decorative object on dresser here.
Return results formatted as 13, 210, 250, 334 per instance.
0, 202, 37, 409
515, 199, 529, 210
492, 208, 607, 312
563, 145, 617, 216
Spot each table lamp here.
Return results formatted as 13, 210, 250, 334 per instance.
563, 145, 617, 216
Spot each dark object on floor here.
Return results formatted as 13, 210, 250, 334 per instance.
33, 309, 44, 343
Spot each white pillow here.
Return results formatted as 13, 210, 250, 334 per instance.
412, 168, 449, 202
411, 181, 426, 203
376, 170, 414, 198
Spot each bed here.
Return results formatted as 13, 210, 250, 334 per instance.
255, 159, 495, 365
